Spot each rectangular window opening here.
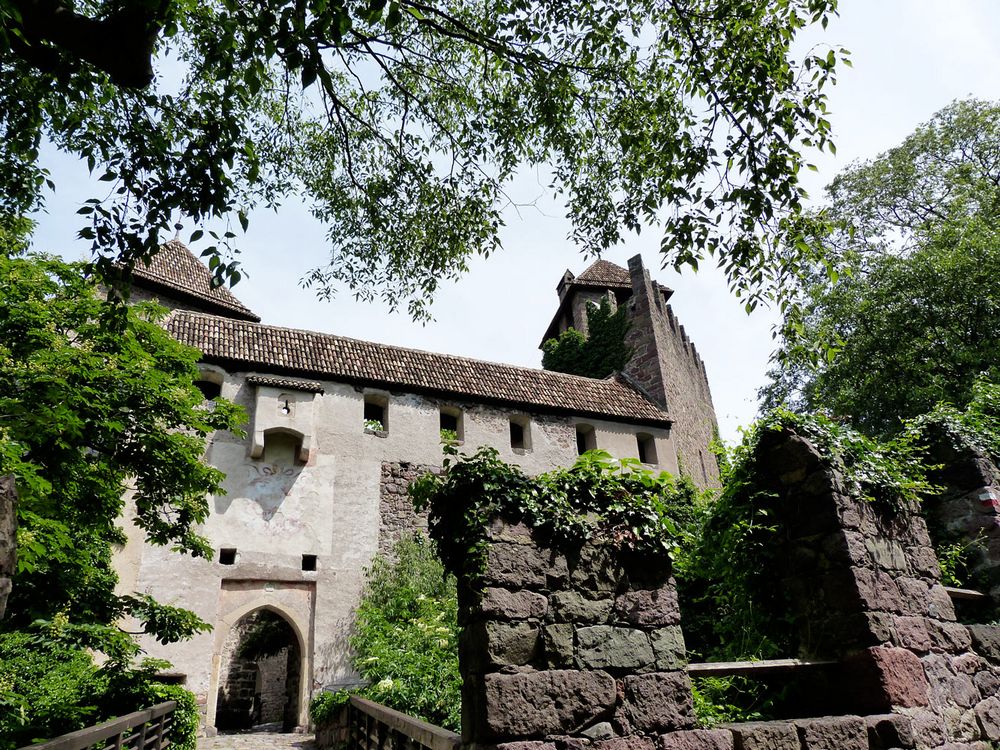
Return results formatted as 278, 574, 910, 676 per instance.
302, 554, 317, 571
637, 433, 658, 465
364, 396, 387, 432
219, 548, 237, 565
576, 425, 596, 455
510, 421, 525, 450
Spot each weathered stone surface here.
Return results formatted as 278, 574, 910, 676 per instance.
893, 615, 933, 652
968, 624, 1000, 664
907, 709, 947, 747
793, 716, 867, 750
592, 738, 656, 750
0, 475, 15, 620
550, 591, 613, 623
487, 543, 549, 588
650, 627, 687, 670
485, 621, 539, 666
569, 545, 623, 595
658, 729, 733, 750
974, 667, 1000, 698
724, 721, 798, 750
845, 647, 929, 711
580, 721, 614, 740
854, 567, 903, 613
929, 621, 973, 652
975, 697, 1000, 741
927, 585, 957, 620
614, 587, 680, 627
864, 713, 914, 749
950, 674, 981, 709
488, 519, 535, 544
483, 670, 616, 739
941, 705, 979, 742
482, 587, 549, 620
622, 672, 694, 733
577, 626, 654, 671
896, 577, 930, 616
495, 743, 557, 750
543, 623, 575, 669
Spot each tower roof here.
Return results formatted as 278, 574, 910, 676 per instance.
130, 239, 260, 322
573, 259, 633, 288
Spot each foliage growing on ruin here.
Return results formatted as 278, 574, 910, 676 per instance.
349, 534, 461, 730
1, 0, 843, 320
412, 445, 703, 587
766, 100, 1000, 434
309, 689, 351, 726
908, 378, 1000, 463
542, 299, 634, 379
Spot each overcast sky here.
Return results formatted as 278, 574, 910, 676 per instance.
29, 1, 1000, 443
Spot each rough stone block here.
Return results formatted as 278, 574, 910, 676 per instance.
929, 620, 973, 651
622, 672, 695, 733
488, 519, 535, 544
864, 713, 914, 749
896, 577, 930, 616
495, 744, 557, 750
577, 626, 654, 671
482, 587, 549, 620
968, 624, 1000, 664
843, 647, 929, 711
942, 704, 980, 742
854, 567, 904, 613
650, 627, 687, 670
580, 721, 615, 740
892, 615, 933, 652
907, 709, 947, 747
658, 729, 734, 750
975, 697, 1000, 741
928, 585, 957, 620
486, 543, 548, 589
864, 537, 909, 572
483, 669, 616, 739
592, 738, 656, 750
974, 667, 1000, 698
950, 673, 981, 708
486, 621, 539, 667
543, 623, 575, 669
614, 587, 680, 627
550, 591, 613, 624
793, 716, 867, 750
570, 545, 624, 594
724, 721, 799, 750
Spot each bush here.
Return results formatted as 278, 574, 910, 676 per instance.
350, 534, 461, 730
309, 689, 350, 725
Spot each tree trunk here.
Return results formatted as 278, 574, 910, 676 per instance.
0, 475, 16, 619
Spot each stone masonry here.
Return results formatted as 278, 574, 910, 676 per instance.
379, 462, 438, 554
450, 430, 1000, 750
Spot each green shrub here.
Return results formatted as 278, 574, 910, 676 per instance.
148, 683, 199, 750
351, 534, 461, 731
309, 689, 350, 725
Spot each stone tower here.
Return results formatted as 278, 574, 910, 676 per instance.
541, 255, 719, 484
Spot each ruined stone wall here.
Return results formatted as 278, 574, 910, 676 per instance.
453, 432, 1000, 750
379, 462, 437, 554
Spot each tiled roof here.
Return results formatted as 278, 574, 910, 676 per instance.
574, 259, 633, 288
166, 311, 671, 426
131, 240, 260, 322
245, 375, 325, 394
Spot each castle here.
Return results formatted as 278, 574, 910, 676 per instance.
115, 241, 719, 731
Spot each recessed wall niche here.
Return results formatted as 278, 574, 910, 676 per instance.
246, 376, 324, 464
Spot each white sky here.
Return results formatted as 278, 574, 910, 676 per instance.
28, 0, 1000, 443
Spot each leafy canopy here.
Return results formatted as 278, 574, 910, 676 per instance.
765, 99, 1000, 435
542, 298, 633, 379
1, 0, 843, 318
0, 240, 243, 659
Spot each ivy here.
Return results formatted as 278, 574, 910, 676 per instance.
411, 446, 704, 587
541, 299, 634, 379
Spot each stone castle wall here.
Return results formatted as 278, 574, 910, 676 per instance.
624, 257, 718, 486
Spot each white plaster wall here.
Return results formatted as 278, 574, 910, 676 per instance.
122, 369, 678, 726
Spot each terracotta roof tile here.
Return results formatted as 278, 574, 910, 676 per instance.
574, 259, 632, 287
245, 375, 325, 393
132, 240, 260, 321
167, 311, 671, 426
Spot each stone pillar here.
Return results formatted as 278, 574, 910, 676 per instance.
459, 519, 694, 749
0, 475, 15, 619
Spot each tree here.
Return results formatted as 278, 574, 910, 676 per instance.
764, 99, 1000, 436
541, 297, 632, 379
0, 235, 243, 657
1, 0, 844, 318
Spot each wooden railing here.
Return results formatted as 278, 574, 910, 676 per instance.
17, 701, 177, 750
344, 696, 460, 750
686, 658, 837, 678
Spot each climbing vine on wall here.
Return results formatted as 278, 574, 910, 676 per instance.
410, 446, 705, 587
541, 298, 633, 379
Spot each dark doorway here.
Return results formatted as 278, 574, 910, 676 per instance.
216, 609, 301, 732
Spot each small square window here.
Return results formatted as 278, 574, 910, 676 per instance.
364, 395, 388, 432
637, 433, 658, 465
510, 416, 532, 452
302, 554, 317, 571
440, 407, 463, 443
440, 412, 458, 432
576, 424, 596, 455
219, 548, 237, 565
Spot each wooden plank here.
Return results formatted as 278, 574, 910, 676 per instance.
686, 658, 837, 678
349, 697, 461, 750
17, 702, 177, 750
944, 586, 989, 602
